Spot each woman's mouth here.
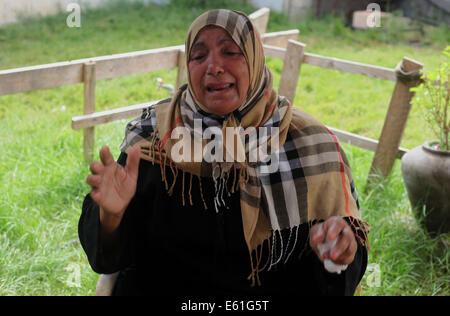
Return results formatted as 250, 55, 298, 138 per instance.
206, 83, 234, 93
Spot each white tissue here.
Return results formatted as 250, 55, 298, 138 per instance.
317, 238, 348, 274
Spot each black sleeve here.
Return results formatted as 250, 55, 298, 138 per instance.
78, 152, 138, 274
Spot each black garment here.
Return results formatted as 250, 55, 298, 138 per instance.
78, 153, 367, 299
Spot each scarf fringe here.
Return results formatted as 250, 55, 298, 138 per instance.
189, 172, 193, 206
247, 226, 299, 287
144, 130, 255, 213
350, 217, 370, 252
198, 175, 208, 210
247, 239, 271, 287
181, 171, 186, 206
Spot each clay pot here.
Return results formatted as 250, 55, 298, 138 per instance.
401, 141, 450, 236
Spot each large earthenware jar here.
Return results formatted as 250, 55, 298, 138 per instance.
401, 141, 450, 236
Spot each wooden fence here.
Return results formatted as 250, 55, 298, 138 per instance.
0, 7, 423, 183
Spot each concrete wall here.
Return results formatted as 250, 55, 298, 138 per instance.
284, 0, 314, 20
249, 0, 284, 13
250, 0, 315, 20
0, 0, 169, 26
0, 0, 99, 26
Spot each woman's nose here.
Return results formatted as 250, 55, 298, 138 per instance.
206, 55, 224, 76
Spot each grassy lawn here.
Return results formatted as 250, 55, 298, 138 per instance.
0, 1, 448, 296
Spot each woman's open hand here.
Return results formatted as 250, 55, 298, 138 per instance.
86, 145, 141, 221
309, 216, 357, 266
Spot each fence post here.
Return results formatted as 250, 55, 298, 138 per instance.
367, 57, 423, 186
278, 40, 306, 104
248, 7, 270, 35
83, 61, 96, 164
176, 50, 187, 90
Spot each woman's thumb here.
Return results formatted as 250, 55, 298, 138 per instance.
125, 145, 141, 178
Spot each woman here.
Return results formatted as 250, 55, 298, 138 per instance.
79, 9, 369, 299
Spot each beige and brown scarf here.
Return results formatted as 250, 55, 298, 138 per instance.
120, 9, 368, 286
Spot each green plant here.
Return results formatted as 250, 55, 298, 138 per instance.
412, 46, 450, 151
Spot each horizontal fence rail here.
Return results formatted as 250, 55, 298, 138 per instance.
326, 126, 408, 159
0, 31, 300, 96
0, 45, 183, 95
263, 43, 397, 81
72, 101, 157, 130
303, 53, 397, 81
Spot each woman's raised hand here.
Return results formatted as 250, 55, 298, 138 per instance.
86, 145, 141, 221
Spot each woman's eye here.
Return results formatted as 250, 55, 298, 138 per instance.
225, 51, 240, 56
191, 55, 204, 61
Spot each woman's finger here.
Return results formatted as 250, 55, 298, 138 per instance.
332, 241, 356, 265
90, 161, 104, 175
339, 239, 357, 265
310, 222, 326, 246
125, 145, 141, 179
330, 225, 356, 265
324, 217, 345, 241
99, 146, 115, 167
90, 188, 101, 204
86, 174, 102, 188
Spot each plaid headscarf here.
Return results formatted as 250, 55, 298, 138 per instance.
120, 9, 368, 286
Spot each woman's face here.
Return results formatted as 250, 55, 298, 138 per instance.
188, 26, 250, 116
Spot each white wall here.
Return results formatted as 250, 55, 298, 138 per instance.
249, 0, 284, 13
0, 0, 169, 26
250, 0, 315, 20
283, 0, 314, 20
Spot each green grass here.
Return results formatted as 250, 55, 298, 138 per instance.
344, 145, 449, 296
0, 1, 448, 296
